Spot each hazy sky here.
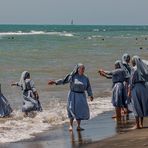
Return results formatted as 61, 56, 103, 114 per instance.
0, 0, 148, 25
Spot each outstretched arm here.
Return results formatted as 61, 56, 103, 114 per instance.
11, 82, 21, 87
48, 74, 72, 86
98, 69, 112, 79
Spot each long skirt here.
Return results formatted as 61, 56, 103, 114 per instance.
131, 83, 148, 117
67, 91, 90, 120
22, 91, 42, 112
112, 82, 127, 107
0, 93, 12, 117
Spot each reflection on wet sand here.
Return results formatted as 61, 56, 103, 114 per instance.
69, 131, 92, 147
115, 117, 135, 133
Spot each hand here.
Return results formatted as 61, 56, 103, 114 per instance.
127, 87, 131, 97
90, 96, 94, 101
98, 69, 107, 77
11, 83, 17, 86
128, 91, 131, 97
35, 92, 39, 100
48, 80, 56, 85
98, 69, 103, 76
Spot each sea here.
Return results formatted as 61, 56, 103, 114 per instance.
0, 25, 148, 143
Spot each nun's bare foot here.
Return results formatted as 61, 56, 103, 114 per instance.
23, 112, 28, 118
131, 125, 141, 130
69, 126, 73, 132
77, 127, 85, 131
140, 124, 143, 128
28, 112, 37, 118
112, 115, 116, 119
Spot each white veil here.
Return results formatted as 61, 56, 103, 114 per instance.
19, 71, 30, 90
132, 56, 148, 81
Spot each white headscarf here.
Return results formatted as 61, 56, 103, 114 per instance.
19, 71, 30, 90
122, 53, 130, 65
142, 59, 148, 66
132, 56, 148, 82
115, 60, 130, 78
62, 63, 84, 83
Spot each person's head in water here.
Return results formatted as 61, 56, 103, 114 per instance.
115, 60, 121, 69
122, 53, 131, 64
77, 63, 85, 75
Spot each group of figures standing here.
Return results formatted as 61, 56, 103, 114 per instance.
0, 53, 148, 131
99, 54, 148, 129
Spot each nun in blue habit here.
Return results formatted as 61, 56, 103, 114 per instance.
122, 53, 131, 75
129, 56, 148, 129
0, 85, 12, 117
11, 71, 42, 116
99, 60, 127, 122
121, 53, 132, 115
48, 63, 94, 131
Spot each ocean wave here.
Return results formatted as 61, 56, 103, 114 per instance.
93, 29, 100, 32
0, 96, 113, 143
0, 31, 74, 37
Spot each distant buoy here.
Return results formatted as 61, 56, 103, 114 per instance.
139, 47, 143, 50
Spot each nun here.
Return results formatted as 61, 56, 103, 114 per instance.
128, 56, 148, 129
121, 53, 132, 117
48, 63, 94, 131
122, 53, 131, 75
11, 71, 42, 116
99, 60, 127, 122
0, 84, 12, 117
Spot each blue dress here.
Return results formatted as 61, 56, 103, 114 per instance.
122, 63, 132, 105
56, 74, 93, 120
17, 79, 42, 112
130, 68, 148, 117
106, 69, 127, 107
0, 92, 12, 117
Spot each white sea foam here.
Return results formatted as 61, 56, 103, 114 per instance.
0, 96, 113, 143
0, 31, 74, 37
93, 29, 100, 32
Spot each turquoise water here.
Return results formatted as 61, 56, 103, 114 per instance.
0, 25, 148, 142
0, 25, 148, 107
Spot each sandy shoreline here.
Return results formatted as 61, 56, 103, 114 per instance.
85, 117, 148, 148
1, 111, 144, 148
85, 118, 148, 148
1, 111, 117, 148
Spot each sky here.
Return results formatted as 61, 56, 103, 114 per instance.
0, 0, 148, 25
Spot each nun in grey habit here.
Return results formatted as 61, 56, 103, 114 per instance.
129, 56, 148, 129
0, 85, 12, 117
122, 53, 131, 75
121, 53, 132, 115
12, 71, 42, 116
48, 63, 93, 131
99, 60, 127, 121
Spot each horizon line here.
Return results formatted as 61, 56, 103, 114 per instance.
0, 23, 148, 26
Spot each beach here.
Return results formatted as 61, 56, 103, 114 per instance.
0, 25, 148, 146
85, 118, 148, 148
1, 111, 139, 148
1, 111, 117, 148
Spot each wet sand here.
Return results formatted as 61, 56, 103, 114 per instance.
1, 111, 139, 148
1, 111, 117, 148
85, 117, 148, 148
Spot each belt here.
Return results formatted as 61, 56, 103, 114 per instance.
135, 81, 145, 84
71, 90, 84, 93
113, 81, 123, 84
